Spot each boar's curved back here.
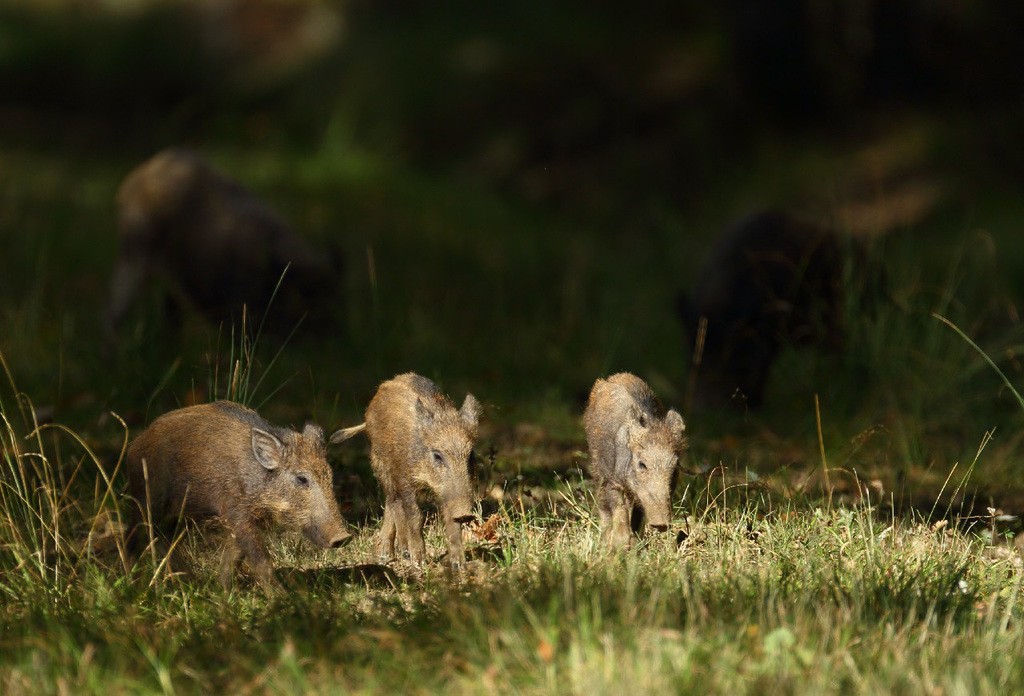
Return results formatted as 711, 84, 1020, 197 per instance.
117, 149, 201, 243
210, 401, 290, 443
680, 210, 850, 409
108, 148, 338, 341
692, 210, 836, 330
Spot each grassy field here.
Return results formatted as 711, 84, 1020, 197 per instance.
6, 3, 1024, 693
3, 370, 1024, 694
4, 144, 1024, 691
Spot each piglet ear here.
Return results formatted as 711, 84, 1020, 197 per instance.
252, 428, 284, 471
460, 393, 482, 428
665, 409, 686, 443
627, 406, 647, 430
625, 408, 645, 449
303, 422, 325, 444
415, 397, 436, 424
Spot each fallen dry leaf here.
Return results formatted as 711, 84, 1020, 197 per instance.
465, 514, 502, 543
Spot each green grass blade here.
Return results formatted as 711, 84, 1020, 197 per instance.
933, 313, 1024, 410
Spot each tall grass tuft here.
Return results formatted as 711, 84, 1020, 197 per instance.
207, 267, 300, 410
0, 347, 130, 600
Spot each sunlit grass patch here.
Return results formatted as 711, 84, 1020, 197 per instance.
3, 378, 1024, 693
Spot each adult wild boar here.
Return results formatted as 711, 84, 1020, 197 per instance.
676, 210, 848, 410
584, 373, 686, 549
105, 148, 338, 343
331, 373, 481, 568
126, 401, 351, 587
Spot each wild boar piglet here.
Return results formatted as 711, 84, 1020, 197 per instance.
332, 373, 481, 568
584, 373, 686, 548
127, 401, 351, 587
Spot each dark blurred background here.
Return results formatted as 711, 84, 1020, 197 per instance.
4, 1, 1023, 199
3, 0, 1024, 503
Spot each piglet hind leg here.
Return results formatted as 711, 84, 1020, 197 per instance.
377, 500, 398, 563
218, 537, 242, 589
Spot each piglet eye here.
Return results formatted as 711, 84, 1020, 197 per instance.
432, 451, 445, 466
638, 461, 647, 471
295, 474, 310, 487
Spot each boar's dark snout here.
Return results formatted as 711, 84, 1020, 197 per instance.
448, 495, 475, 524
642, 498, 672, 531
306, 522, 351, 549
646, 510, 671, 531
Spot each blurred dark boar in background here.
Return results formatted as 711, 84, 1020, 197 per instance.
331, 373, 481, 569
127, 400, 351, 587
676, 210, 850, 410
584, 373, 686, 548
105, 148, 339, 343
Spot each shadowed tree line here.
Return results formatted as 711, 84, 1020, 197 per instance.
2, 1, 1022, 188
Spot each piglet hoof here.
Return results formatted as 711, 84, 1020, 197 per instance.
443, 559, 467, 582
